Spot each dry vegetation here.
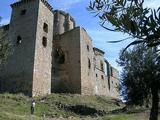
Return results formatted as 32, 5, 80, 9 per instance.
0, 93, 158, 120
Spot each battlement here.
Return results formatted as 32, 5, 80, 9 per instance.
11, 0, 54, 13
40, 0, 54, 13
54, 10, 75, 24
53, 10, 76, 35
11, 0, 35, 8
93, 47, 105, 55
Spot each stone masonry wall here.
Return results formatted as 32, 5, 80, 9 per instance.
109, 67, 119, 98
32, 0, 54, 97
80, 28, 95, 95
0, 0, 39, 95
52, 27, 81, 93
53, 10, 75, 35
0, 0, 119, 97
93, 51, 110, 96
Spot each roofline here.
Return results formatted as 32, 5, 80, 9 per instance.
93, 47, 105, 54
11, 0, 54, 13
54, 10, 75, 23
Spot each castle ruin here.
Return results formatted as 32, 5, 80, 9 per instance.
0, 0, 119, 98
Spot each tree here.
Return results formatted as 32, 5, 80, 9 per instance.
117, 44, 160, 120
88, 0, 160, 49
88, 1, 160, 120
0, 17, 12, 66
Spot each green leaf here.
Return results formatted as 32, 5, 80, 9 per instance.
106, 14, 118, 27
107, 37, 132, 43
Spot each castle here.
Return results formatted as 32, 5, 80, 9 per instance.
0, 0, 119, 98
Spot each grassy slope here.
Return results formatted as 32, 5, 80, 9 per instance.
0, 93, 156, 120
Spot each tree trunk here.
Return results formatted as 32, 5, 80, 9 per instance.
149, 87, 159, 120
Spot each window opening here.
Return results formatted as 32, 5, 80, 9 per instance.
17, 36, 22, 44
88, 58, 91, 69
59, 54, 65, 64
111, 67, 113, 76
20, 9, 26, 15
101, 75, 104, 80
43, 23, 48, 33
96, 74, 98, 77
42, 36, 47, 47
87, 45, 89, 51
100, 61, 104, 71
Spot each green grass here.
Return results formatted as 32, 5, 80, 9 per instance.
0, 93, 157, 120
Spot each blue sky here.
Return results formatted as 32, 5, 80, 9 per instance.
0, 0, 160, 71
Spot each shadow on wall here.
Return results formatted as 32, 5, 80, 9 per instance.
0, 76, 32, 96
51, 48, 73, 93
51, 80, 74, 93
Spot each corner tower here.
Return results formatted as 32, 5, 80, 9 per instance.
0, 0, 54, 96
53, 10, 76, 35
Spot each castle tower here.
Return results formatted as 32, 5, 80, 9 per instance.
53, 10, 76, 35
0, 0, 54, 96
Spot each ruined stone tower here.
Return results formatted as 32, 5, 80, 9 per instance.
53, 10, 75, 35
0, 0, 119, 98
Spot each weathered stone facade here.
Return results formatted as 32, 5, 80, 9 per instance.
0, 0, 119, 98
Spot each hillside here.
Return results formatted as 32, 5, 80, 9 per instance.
0, 93, 155, 120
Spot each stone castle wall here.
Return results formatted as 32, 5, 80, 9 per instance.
51, 27, 119, 98
0, 0, 39, 95
0, 0, 119, 98
32, 0, 54, 97
52, 27, 81, 93
53, 10, 75, 35
109, 67, 119, 98
93, 50, 110, 96
80, 28, 95, 95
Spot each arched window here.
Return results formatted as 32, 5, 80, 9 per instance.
42, 36, 47, 47
54, 48, 65, 64
43, 23, 48, 33
59, 54, 65, 64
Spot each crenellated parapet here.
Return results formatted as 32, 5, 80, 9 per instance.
53, 10, 76, 35
40, 0, 54, 13
54, 10, 75, 23
11, 0, 36, 8
93, 47, 105, 56
11, 0, 54, 13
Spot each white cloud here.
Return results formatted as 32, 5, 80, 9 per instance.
1, 18, 10, 25
144, 0, 160, 9
49, 0, 85, 10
